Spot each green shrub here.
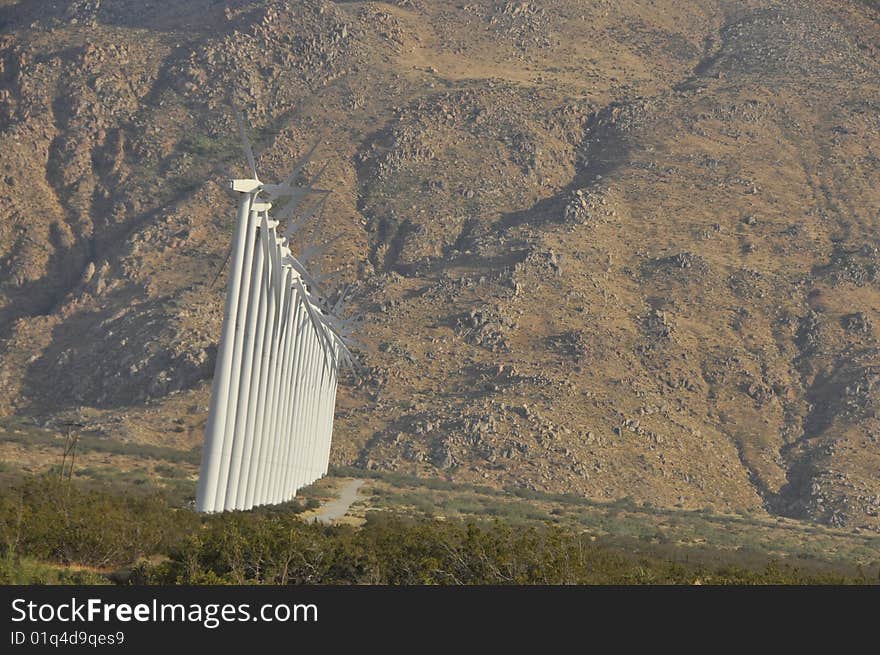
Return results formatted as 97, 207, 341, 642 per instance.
0, 475, 198, 569
0, 473, 871, 586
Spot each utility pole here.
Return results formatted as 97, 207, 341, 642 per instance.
59, 421, 83, 490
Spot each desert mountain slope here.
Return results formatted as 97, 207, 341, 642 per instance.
1, 0, 878, 528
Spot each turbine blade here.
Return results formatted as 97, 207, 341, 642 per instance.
235, 111, 258, 180
209, 245, 233, 288
284, 195, 329, 240
308, 161, 331, 187
294, 278, 336, 372
283, 254, 325, 295
283, 140, 321, 187
331, 284, 353, 314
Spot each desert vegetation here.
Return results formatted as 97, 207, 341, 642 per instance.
0, 473, 875, 585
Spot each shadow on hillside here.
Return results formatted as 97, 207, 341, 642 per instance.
22, 283, 212, 413
93, 0, 261, 34
494, 102, 633, 233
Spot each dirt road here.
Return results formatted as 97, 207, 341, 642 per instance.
312, 478, 366, 524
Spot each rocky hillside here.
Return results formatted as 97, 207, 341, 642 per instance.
1, 0, 879, 529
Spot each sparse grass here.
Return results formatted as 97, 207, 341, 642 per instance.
0, 554, 110, 585
0, 419, 201, 464
336, 466, 880, 577
0, 417, 200, 505
154, 463, 186, 478
179, 134, 225, 157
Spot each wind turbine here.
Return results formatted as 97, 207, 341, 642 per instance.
196, 112, 355, 513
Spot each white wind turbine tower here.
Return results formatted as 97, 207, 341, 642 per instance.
196, 116, 355, 513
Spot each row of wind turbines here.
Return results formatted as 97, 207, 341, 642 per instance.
196, 116, 355, 513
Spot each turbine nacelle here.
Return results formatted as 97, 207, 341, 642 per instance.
230, 179, 262, 193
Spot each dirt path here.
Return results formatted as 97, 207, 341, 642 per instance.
311, 478, 366, 525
